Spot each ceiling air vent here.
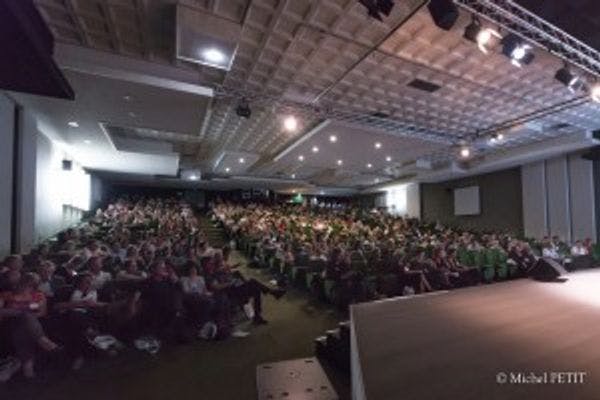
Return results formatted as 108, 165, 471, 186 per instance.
407, 78, 441, 93
549, 122, 571, 130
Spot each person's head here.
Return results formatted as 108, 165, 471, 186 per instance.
3, 255, 23, 273
37, 261, 56, 281
124, 259, 138, 274
15, 273, 39, 294
150, 260, 167, 278
186, 262, 198, 277
87, 256, 103, 274
75, 273, 93, 292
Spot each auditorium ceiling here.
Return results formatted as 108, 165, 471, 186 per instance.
19, 0, 600, 194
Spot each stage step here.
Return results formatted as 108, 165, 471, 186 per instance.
256, 357, 338, 400
314, 322, 351, 375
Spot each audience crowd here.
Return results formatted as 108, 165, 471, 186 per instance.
0, 197, 283, 382
1, 197, 597, 383
214, 202, 597, 304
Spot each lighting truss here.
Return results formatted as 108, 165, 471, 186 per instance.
213, 85, 456, 145
454, 0, 600, 77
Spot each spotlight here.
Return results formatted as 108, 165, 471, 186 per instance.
337, 159, 343, 166
236, 98, 251, 118
283, 115, 298, 132
366, 163, 373, 169
591, 84, 600, 103
463, 16, 500, 54
298, 155, 304, 161
312, 146, 319, 153
202, 48, 225, 64
555, 66, 583, 92
427, 0, 459, 31
329, 135, 338, 143
501, 34, 534, 67
460, 147, 471, 158
238, 157, 245, 164
291, 174, 296, 179
374, 142, 382, 149
385, 156, 392, 162
68, 121, 79, 128
497, 133, 504, 141
358, 0, 395, 21
225, 167, 231, 173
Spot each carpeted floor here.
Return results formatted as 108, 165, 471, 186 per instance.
2, 252, 349, 400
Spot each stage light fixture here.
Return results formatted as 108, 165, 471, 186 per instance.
591, 84, 600, 103
463, 16, 500, 54
427, 0, 459, 31
555, 66, 583, 92
501, 34, 534, 67
283, 115, 298, 132
235, 98, 251, 118
358, 0, 395, 21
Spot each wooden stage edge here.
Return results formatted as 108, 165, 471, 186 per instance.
351, 270, 600, 400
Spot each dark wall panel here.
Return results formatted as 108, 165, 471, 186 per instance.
421, 167, 523, 235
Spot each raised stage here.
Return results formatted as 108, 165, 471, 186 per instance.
351, 270, 600, 400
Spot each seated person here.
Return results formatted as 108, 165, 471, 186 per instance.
180, 262, 214, 328
204, 251, 284, 325
87, 256, 112, 292
116, 259, 147, 282
0, 273, 61, 378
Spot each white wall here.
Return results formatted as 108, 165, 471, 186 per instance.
383, 182, 420, 218
35, 131, 89, 243
521, 153, 596, 242
15, 109, 37, 253
0, 94, 15, 258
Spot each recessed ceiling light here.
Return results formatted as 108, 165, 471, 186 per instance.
283, 116, 298, 132
366, 163, 373, 169
460, 147, 471, 158
239, 157, 245, 164
68, 121, 79, 128
298, 155, 304, 161
385, 156, 392, 162
374, 142, 382, 149
337, 159, 343, 166
202, 48, 226, 64
329, 135, 337, 143
291, 173, 296, 179
312, 146, 319, 153
83, 139, 91, 145
225, 167, 231, 173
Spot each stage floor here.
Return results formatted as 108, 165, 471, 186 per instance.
351, 270, 600, 400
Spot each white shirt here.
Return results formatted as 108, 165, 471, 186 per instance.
90, 271, 112, 290
571, 245, 588, 256
180, 276, 208, 296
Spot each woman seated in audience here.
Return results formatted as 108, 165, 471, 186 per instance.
116, 259, 147, 282
0, 273, 61, 378
180, 262, 214, 328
